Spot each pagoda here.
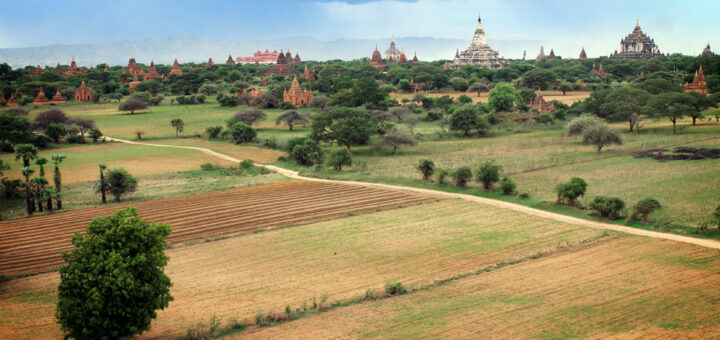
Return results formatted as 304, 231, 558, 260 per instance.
369, 45, 386, 71
226, 54, 236, 64
55, 62, 63, 73
535, 46, 545, 62
129, 73, 141, 92
701, 43, 715, 57
579, 48, 588, 60
51, 89, 66, 104
62, 57, 85, 77
303, 66, 317, 83
168, 57, 183, 76
385, 36, 402, 63
443, 61, 449, 70
451, 16, 506, 69
590, 63, 606, 77
409, 78, 420, 93
120, 71, 128, 84
293, 53, 301, 64
144, 60, 162, 81
530, 89, 556, 113
546, 49, 556, 62
265, 50, 297, 77
611, 19, 662, 59
74, 81, 92, 102
283, 75, 313, 107
125, 56, 145, 75
33, 88, 51, 106
7, 92, 18, 106
28, 65, 45, 76
205, 57, 214, 68
104, 64, 109, 72
412, 52, 420, 66
398, 50, 408, 64
684, 66, 707, 95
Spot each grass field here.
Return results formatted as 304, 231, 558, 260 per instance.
237, 235, 720, 339
0, 199, 606, 339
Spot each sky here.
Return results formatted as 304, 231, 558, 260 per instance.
1, 0, 719, 59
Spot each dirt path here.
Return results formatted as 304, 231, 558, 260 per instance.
107, 137, 720, 250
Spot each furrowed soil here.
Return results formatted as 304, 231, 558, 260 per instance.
0, 199, 604, 339
0, 180, 433, 276
237, 235, 720, 339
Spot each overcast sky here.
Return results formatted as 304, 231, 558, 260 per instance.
1, 0, 718, 58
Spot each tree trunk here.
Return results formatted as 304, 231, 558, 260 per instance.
289, 124, 293, 131
47, 198, 52, 211
100, 173, 107, 204
25, 185, 33, 215
562, 90, 567, 96
692, 116, 697, 125
628, 119, 634, 133
672, 118, 677, 135
392, 146, 397, 155
37, 193, 43, 212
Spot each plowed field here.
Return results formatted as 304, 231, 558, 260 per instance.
0, 180, 434, 276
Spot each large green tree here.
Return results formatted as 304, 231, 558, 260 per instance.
488, 83, 520, 112
449, 105, 487, 137
645, 92, 697, 134
311, 108, 378, 151
56, 207, 173, 340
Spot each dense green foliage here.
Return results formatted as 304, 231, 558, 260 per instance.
451, 166, 472, 187
328, 149, 352, 171
416, 159, 435, 180
589, 196, 626, 220
289, 138, 324, 166
555, 177, 588, 206
102, 167, 138, 201
630, 198, 662, 224
56, 207, 172, 340
475, 161, 502, 190
230, 122, 256, 143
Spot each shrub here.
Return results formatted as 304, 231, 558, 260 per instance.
200, 163, 214, 170
230, 122, 256, 144
263, 138, 280, 149
328, 149, 352, 171
384, 281, 407, 296
518, 192, 530, 199
102, 168, 138, 201
119, 97, 149, 114
290, 139, 324, 166
32, 109, 69, 131
423, 110, 443, 122
56, 208, 172, 340
582, 124, 622, 152
589, 196, 626, 220
89, 128, 103, 143
475, 161, 502, 190
566, 114, 603, 136
239, 159, 254, 170
436, 168, 449, 185
217, 93, 239, 107
229, 109, 267, 127
45, 122, 67, 143
451, 166, 472, 187
555, 177, 587, 206
536, 114, 553, 124
205, 126, 222, 139
499, 177, 517, 195
416, 159, 435, 180
627, 198, 662, 224
713, 205, 720, 229
66, 135, 86, 144
32, 135, 53, 148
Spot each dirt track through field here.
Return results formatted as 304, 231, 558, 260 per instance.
103, 137, 720, 250
0, 181, 433, 276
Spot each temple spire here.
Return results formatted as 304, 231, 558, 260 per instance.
636, 19, 640, 29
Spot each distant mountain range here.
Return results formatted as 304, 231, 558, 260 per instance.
0, 37, 541, 68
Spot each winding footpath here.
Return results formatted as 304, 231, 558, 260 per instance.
106, 137, 720, 250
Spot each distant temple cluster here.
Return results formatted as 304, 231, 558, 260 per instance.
368, 37, 420, 70
236, 49, 282, 64
265, 50, 302, 77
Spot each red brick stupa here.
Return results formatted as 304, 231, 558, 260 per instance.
62, 57, 85, 77
7, 92, 18, 106
226, 54, 235, 64
684, 66, 707, 95
293, 53, 301, 64
205, 57, 214, 68
412, 52, 419, 66
144, 60, 162, 81
369, 44, 386, 71
303, 66, 316, 83
168, 57, 183, 76
398, 50, 408, 64
56, 62, 63, 73
28, 65, 45, 76
74, 81, 92, 102
51, 89, 66, 104
579, 48, 587, 60
590, 63, 606, 77
283, 75, 313, 107
33, 88, 51, 106
129, 73, 141, 92
125, 56, 145, 75
530, 89, 556, 113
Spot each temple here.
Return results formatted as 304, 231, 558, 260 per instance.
129, 73, 141, 92
451, 16, 506, 69
74, 81, 92, 102
385, 36, 402, 63
265, 50, 297, 77
125, 56, 145, 75
684, 66, 707, 95
144, 60, 162, 81
409, 78, 420, 93
205, 57, 214, 68
579, 48, 588, 60
7, 92, 18, 106
61, 57, 85, 77
51, 89, 66, 104
283, 75, 313, 107
546, 49, 556, 62
535, 46, 545, 62
28, 65, 45, 76
56, 63, 63, 73
303, 66, 317, 83
226, 54, 236, 64
398, 50, 408, 64
611, 19, 663, 59
236, 49, 280, 64
701, 43, 715, 57
293, 53, 301, 64
33, 88, 51, 106
168, 57, 183, 76
412, 52, 420, 66
590, 63, 606, 77
369, 45, 386, 71
530, 89, 556, 113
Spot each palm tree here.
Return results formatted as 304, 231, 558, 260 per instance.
35, 158, 50, 210
30, 177, 48, 212
275, 111, 309, 131
99, 163, 107, 204
20, 166, 35, 215
14, 144, 38, 167
52, 155, 66, 209
171, 119, 185, 137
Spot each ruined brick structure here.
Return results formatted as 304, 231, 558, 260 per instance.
205, 58, 214, 68
684, 66, 707, 95
7, 92, 18, 106
546, 49, 556, 62
33, 88, 51, 106
283, 75, 313, 107
226, 54, 235, 64
28, 65, 45, 76
265, 50, 297, 77
701, 43, 715, 57
125, 56, 145, 75
51, 89, 66, 104
412, 52, 420, 66
74, 80, 92, 102
535, 46, 545, 62
144, 60, 162, 81
398, 50, 408, 64
611, 20, 663, 59
61, 57, 85, 77
530, 89, 556, 113
303, 66, 317, 83
590, 63, 606, 77
129, 73, 140, 92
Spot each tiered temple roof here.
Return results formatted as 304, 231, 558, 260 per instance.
684, 66, 707, 95
236, 49, 279, 64
590, 63, 606, 77
579, 48, 588, 60
33, 88, 51, 106
265, 50, 297, 77
546, 49, 556, 61
412, 52, 419, 66
144, 60, 162, 81
226, 54, 236, 64
283, 75, 313, 107
303, 66, 317, 83
129, 73, 141, 92
530, 89, 556, 113
294, 53, 301, 64
701, 43, 715, 57
7, 92, 18, 106
56, 62, 63, 73
452, 17, 506, 69
168, 57, 183, 76
206, 57, 214, 68
125, 56, 144, 75
385, 36, 402, 63
62, 57, 85, 77
74, 80, 92, 102
611, 19, 663, 59
369, 44, 386, 71
51, 89, 66, 104
398, 50, 408, 64
28, 65, 45, 76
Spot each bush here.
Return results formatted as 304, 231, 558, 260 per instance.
452, 166, 472, 187
239, 159, 254, 170
280, 101, 297, 110
582, 124, 622, 152
205, 126, 222, 139
102, 168, 138, 201
475, 161, 502, 190
45, 122, 67, 143
589, 196, 626, 220
384, 281, 407, 296
499, 177, 517, 195
518, 192, 530, 199
436, 168, 449, 185
555, 177, 587, 206
263, 138, 280, 149
200, 163, 214, 170
56, 208, 172, 340
328, 149, 352, 171
713, 205, 720, 229
536, 114, 553, 124
217, 93, 239, 107
290, 139, 324, 166
89, 128, 103, 143
32, 135, 53, 148
66, 135, 86, 144
423, 110, 443, 122
416, 159, 435, 180
629, 198, 662, 224
566, 114, 603, 136
230, 122, 256, 144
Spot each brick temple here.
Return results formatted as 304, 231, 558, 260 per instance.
61, 57, 85, 77
684, 66, 707, 95
283, 75, 313, 107
51, 89, 66, 104
530, 89, 556, 113
28, 65, 45, 76
226, 54, 235, 64
303, 66, 316, 83
33, 88, 51, 106
144, 61, 162, 81
7, 92, 18, 106
265, 50, 297, 77
611, 20, 663, 59
168, 57, 183, 76
590, 63, 606, 77
205, 58, 214, 68
369, 45, 386, 71
236, 49, 280, 64
125, 56, 145, 75
579, 48, 588, 60
75, 81, 92, 102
